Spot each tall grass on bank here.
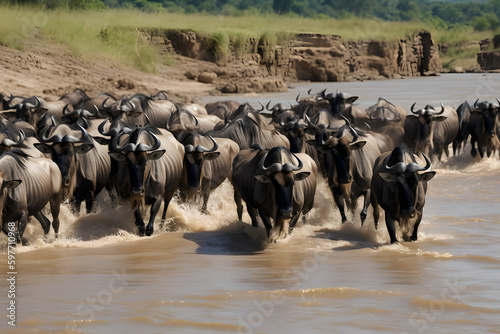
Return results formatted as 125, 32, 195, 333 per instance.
0, 5, 495, 72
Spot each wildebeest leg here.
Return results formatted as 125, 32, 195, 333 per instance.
234, 191, 244, 221
453, 141, 458, 156
106, 184, 118, 207
331, 186, 347, 223
146, 196, 162, 236
247, 205, 260, 227
33, 211, 51, 236
385, 215, 398, 244
258, 211, 273, 237
360, 190, 370, 225
410, 213, 422, 241
134, 209, 146, 236
18, 212, 29, 246
370, 194, 379, 230
50, 195, 61, 238
289, 212, 301, 234
200, 179, 211, 214
160, 190, 176, 230
470, 136, 478, 157
85, 192, 95, 214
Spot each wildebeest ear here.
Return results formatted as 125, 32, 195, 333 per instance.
34, 143, 52, 154
2, 179, 22, 189
293, 172, 310, 181
378, 172, 397, 183
75, 144, 94, 154
109, 152, 126, 161
255, 174, 271, 183
434, 116, 447, 122
204, 152, 220, 160
147, 149, 165, 161
346, 96, 358, 104
350, 140, 366, 150
419, 171, 436, 182
93, 136, 110, 145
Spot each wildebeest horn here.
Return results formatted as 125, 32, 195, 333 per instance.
62, 103, 71, 116
102, 97, 111, 110
385, 152, 431, 174
406, 153, 432, 173
296, 93, 301, 103
89, 104, 99, 118
186, 135, 219, 153
266, 101, 272, 111
410, 102, 418, 115
40, 124, 88, 143
1, 129, 25, 146
257, 102, 265, 112
98, 118, 112, 136
114, 129, 161, 152
143, 113, 151, 124
258, 150, 303, 174
339, 115, 359, 143
431, 103, 445, 116
8, 89, 14, 98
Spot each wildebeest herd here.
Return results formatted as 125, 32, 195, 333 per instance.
0, 88, 499, 245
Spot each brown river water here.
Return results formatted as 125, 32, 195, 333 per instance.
1, 73, 500, 333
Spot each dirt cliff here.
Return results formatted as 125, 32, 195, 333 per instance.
144, 30, 442, 94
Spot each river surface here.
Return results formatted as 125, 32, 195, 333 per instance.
1, 73, 500, 333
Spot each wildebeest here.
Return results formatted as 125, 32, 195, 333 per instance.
404, 103, 459, 161
370, 145, 435, 243
469, 99, 500, 158
166, 105, 223, 135
109, 126, 184, 236
207, 113, 289, 150
34, 124, 111, 214
205, 100, 240, 124
232, 145, 317, 242
103, 93, 175, 129
0, 150, 62, 244
452, 101, 472, 156
364, 97, 406, 148
307, 117, 380, 223
177, 133, 239, 213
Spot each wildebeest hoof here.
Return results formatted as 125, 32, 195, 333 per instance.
21, 237, 29, 246
360, 212, 367, 223
145, 226, 154, 236
410, 235, 418, 241
137, 226, 145, 236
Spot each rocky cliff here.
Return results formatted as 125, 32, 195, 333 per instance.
144, 29, 442, 94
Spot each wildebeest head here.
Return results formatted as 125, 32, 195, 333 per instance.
407, 103, 447, 152
255, 146, 310, 220
0, 170, 22, 219
10, 96, 48, 128
319, 90, 359, 116
307, 116, 365, 187
276, 117, 308, 153
366, 97, 402, 130
34, 124, 93, 198
472, 99, 500, 137
166, 105, 200, 136
378, 146, 435, 219
108, 127, 164, 204
179, 134, 219, 196
60, 103, 99, 129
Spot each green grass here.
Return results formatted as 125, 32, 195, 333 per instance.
0, 5, 495, 72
